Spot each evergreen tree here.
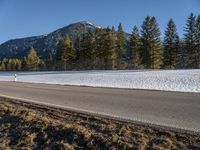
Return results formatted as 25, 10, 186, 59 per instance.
163, 19, 180, 69
74, 34, 81, 69
80, 31, 95, 69
10, 59, 16, 71
6, 59, 12, 71
0, 60, 6, 71
141, 16, 162, 69
2, 58, 7, 71
195, 15, 200, 68
184, 13, 197, 68
94, 28, 105, 69
25, 48, 41, 71
56, 37, 67, 70
111, 26, 115, 33
116, 23, 126, 69
21, 57, 27, 71
38, 59, 46, 71
56, 36, 76, 70
141, 16, 151, 67
103, 28, 116, 69
94, 27, 116, 69
15, 59, 22, 71
129, 26, 142, 69
46, 54, 54, 70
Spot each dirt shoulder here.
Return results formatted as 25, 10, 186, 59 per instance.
0, 97, 200, 150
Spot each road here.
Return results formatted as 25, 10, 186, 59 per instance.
0, 81, 200, 133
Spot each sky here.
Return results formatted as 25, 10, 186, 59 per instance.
0, 0, 199, 44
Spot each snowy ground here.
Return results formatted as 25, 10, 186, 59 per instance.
0, 70, 200, 93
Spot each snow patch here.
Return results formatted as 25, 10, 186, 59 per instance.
0, 70, 200, 93
81, 21, 103, 29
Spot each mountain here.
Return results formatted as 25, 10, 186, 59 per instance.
0, 21, 130, 59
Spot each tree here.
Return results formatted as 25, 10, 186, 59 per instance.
25, 48, 41, 71
6, 59, 13, 71
94, 27, 116, 69
195, 15, 200, 68
95, 28, 106, 69
46, 54, 55, 70
163, 19, 180, 69
184, 13, 197, 68
56, 36, 76, 70
141, 16, 162, 69
129, 26, 142, 69
14, 59, 21, 71
0, 60, 6, 71
103, 27, 116, 69
74, 34, 81, 69
79, 31, 95, 69
116, 23, 126, 69
21, 57, 27, 71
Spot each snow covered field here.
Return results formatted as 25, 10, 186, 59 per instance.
0, 70, 200, 93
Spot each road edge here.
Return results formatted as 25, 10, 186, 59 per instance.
0, 94, 199, 136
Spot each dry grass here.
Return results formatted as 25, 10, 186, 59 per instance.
0, 97, 200, 150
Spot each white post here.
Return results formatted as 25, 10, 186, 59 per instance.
14, 74, 17, 82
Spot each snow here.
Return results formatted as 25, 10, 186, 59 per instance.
81, 21, 103, 29
0, 70, 200, 93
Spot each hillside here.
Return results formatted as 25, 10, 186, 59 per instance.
0, 21, 129, 59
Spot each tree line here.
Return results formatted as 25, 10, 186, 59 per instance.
0, 13, 200, 71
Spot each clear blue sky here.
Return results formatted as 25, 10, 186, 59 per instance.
0, 0, 199, 44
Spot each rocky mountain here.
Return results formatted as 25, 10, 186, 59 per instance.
0, 21, 130, 59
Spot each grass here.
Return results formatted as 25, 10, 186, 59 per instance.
0, 97, 200, 150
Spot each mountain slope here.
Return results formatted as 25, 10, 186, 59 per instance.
0, 21, 107, 59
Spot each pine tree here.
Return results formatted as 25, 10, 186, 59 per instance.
129, 26, 142, 69
0, 58, 21, 71
94, 28, 104, 69
15, 59, 22, 71
74, 34, 81, 69
141, 16, 151, 67
38, 59, 46, 71
6, 59, 12, 71
10, 59, 15, 71
116, 23, 126, 69
195, 15, 200, 68
184, 13, 197, 68
46, 54, 54, 70
56, 36, 76, 70
21, 57, 27, 71
64, 36, 76, 70
80, 31, 95, 69
103, 27, 116, 69
163, 19, 180, 69
94, 28, 116, 69
25, 48, 41, 71
0, 60, 6, 71
141, 16, 162, 69
56, 37, 66, 70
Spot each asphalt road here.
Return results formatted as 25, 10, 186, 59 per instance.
0, 81, 200, 133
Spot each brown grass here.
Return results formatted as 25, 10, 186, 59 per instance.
0, 97, 200, 150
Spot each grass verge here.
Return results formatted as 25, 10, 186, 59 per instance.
0, 97, 200, 150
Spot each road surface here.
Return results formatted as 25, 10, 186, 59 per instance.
0, 81, 200, 133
